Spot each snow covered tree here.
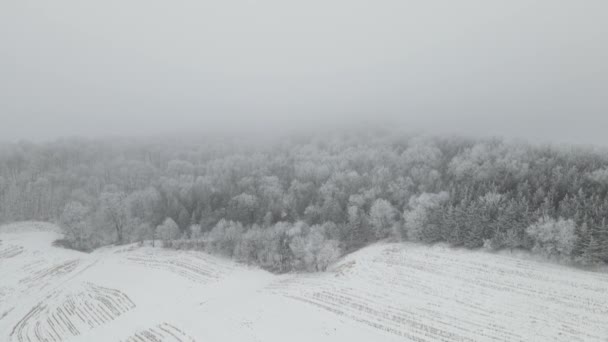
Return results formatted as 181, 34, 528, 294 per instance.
126, 187, 163, 227
316, 239, 341, 271
157, 218, 180, 244
526, 217, 577, 258
60, 201, 90, 250
404, 192, 449, 242
228, 193, 259, 225
189, 224, 203, 240
345, 205, 369, 250
4, 128, 608, 269
129, 221, 153, 244
369, 199, 397, 239
290, 225, 341, 272
581, 236, 603, 264
502, 228, 522, 252
206, 219, 244, 256
99, 191, 129, 244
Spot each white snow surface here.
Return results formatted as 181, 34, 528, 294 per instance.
1, 222, 608, 342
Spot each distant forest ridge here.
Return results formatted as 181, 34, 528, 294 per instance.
1, 129, 607, 272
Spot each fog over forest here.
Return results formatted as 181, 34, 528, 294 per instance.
2, 130, 608, 272
2, 2, 608, 341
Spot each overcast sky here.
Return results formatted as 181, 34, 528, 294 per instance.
1, 0, 606, 145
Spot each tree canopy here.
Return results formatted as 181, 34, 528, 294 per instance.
2, 130, 608, 270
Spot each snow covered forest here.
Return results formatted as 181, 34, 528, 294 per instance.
1, 129, 608, 272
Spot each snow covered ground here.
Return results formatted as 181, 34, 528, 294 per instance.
1, 222, 608, 342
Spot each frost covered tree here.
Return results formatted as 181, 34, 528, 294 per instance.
403, 192, 449, 242
582, 236, 603, 264
316, 239, 342, 271
228, 193, 259, 225
99, 191, 129, 244
189, 224, 203, 240
126, 187, 163, 228
4, 129, 608, 269
60, 201, 90, 250
290, 225, 341, 271
157, 218, 180, 244
256, 222, 293, 271
234, 226, 264, 263
369, 199, 397, 239
401, 141, 443, 191
345, 204, 369, 250
129, 221, 153, 244
526, 217, 577, 258
206, 219, 244, 256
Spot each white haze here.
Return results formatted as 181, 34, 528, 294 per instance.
1, 0, 607, 144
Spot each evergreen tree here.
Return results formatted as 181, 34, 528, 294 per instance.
582, 236, 603, 264
573, 222, 591, 257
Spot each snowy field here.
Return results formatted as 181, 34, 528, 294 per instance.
1, 222, 608, 342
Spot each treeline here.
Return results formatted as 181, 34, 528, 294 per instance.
1, 129, 608, 271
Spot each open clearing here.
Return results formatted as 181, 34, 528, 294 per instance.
1, 222, 608, 342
